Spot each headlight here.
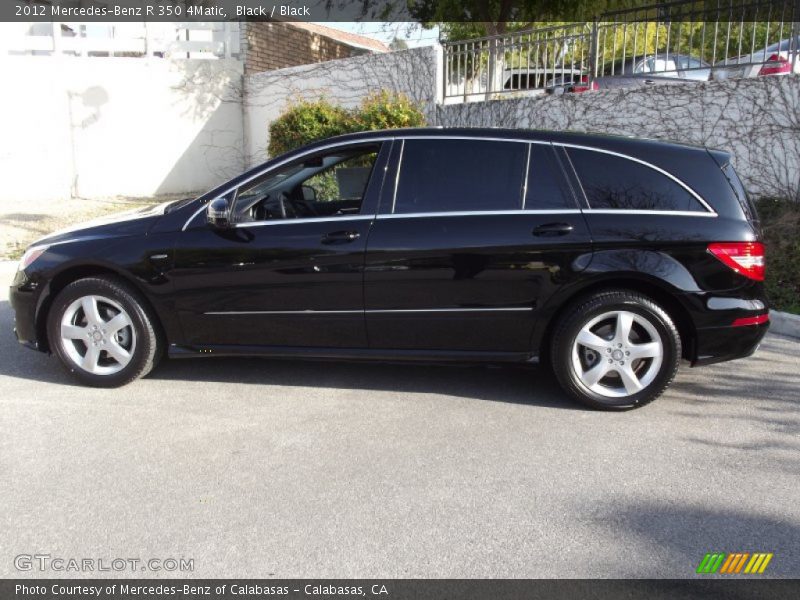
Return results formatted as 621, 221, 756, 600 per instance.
18, 244, 50, 271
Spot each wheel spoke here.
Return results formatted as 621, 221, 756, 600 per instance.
104, 340, 131, 366
81, 296, 103, 326
617, 364, 644, 394
614, 312, 634, 344
81, 345, 101, 373
105, 312, 132, 334
576, 328, 610, 353
61, 324, 88, 340
628, 341, 662, 360
581, 361, 610, 387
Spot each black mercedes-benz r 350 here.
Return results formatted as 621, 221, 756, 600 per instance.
10, 128, 769, 410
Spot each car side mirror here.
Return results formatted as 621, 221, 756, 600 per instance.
207, 196, 231, 229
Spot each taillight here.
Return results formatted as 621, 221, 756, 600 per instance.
708, 242, 765, 281
572, 75, 599, 93
758, 54, 791, 76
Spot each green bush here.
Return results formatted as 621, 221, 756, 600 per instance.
267, 91, 425, 157
757, 198, 800, 314
267, 99, 353, 157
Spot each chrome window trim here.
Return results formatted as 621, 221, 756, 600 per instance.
182, 136, 396, 231
182, 134, 717, 231
583, 209, 718, 217
377, 209, 581, 219
521, 143, 532, 209
204, 307, 533, 316
559, 142, 717, 215
232, 215, 373, 229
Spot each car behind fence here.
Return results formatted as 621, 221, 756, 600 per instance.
443, 0, 800, 101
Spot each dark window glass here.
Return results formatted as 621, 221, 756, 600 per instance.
234, 144, 379, 223
567, 148, 705, 212
525, 145, 573, 209
394, 139, 527, 214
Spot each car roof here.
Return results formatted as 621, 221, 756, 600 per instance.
317, 127, 711, 154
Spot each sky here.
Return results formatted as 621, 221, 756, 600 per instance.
313, 22, 440, 48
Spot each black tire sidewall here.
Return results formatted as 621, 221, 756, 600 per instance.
553, 294, 680, 410
46, 277, 157, 387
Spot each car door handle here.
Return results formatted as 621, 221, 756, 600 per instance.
532, 222, 574, 237
322, 230, 361, 244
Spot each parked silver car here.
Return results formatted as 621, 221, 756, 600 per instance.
712, 36, 800, 80
595, 53, 711, 89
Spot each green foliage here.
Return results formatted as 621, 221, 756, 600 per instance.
354, 91, 427, 131
757, 198, 800, 314
268, 92, 425, 157
267, 99, 353, 157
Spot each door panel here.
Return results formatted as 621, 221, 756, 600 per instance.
364, 213, 592, 352
172, 217, 373, 347
169, 142, 391, 349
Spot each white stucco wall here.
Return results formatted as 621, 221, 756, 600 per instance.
0, 56, 244, 201
243, 46, 441, 167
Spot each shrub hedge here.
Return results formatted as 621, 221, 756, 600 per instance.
757, 198, 800, 314
267, 91, 425, 157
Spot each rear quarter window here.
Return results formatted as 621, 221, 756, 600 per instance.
566, 148, 706, 212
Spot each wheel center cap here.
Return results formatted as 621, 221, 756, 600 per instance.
611, 349, 624, 361
92, 331, 103, 342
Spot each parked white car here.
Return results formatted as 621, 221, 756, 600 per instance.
712, 36, 800, 80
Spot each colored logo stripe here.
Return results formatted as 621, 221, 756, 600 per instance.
697, 553, 773, 574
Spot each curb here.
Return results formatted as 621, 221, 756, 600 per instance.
770, 310, 800, 339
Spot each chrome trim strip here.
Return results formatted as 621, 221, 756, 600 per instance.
204, 307, 533, 316
391, 139, 405, 214
233, 215, 374, 228
182, 203, 209, 231
558, 143, 718, 215
369, 307, 532, 313
377, 209, 581, 219
521, 143, 532, 209
583, 209, 717, 217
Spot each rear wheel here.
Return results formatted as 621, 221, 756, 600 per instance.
47, 276, 161, 387
551, 290, 681, 410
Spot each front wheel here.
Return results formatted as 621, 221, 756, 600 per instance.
551, 291, 681, 410
47, 276, 161, 387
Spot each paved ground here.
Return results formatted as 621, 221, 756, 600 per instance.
1, 261, 798, 579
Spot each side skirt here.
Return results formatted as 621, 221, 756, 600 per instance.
168, 344, 538, 364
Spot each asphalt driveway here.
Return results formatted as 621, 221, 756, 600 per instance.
1, 261, 798, 578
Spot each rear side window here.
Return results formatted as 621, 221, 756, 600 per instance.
525, 144, 574, 209
567, 148, 706, 212
394, 139, 527, 214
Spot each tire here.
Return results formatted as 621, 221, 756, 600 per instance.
46, 276, 161, 387
550, 290, 681, 411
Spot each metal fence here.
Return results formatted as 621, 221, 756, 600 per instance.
442, 0, 800, 101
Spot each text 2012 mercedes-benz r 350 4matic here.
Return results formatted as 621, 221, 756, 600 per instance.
10, 128, 769, 410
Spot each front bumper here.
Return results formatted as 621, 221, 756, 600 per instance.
9, 268, 43, 351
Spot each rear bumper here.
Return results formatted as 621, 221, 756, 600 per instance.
692, 320, 769, 366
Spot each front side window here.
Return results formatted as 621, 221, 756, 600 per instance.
394, 139, 527, 214
567, 148, 706, 212
234, 144, 380, 223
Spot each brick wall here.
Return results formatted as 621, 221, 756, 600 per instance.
242, 22, 368, 75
